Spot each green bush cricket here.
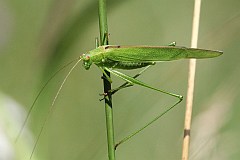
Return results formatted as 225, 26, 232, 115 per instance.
17, 42, 223, 159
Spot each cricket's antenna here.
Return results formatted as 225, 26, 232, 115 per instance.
15, 58, 79, 144
29, 58, 82, 159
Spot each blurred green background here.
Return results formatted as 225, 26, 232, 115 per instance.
0, 0, 239, 159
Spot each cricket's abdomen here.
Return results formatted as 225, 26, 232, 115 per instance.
113, 61, 155, 69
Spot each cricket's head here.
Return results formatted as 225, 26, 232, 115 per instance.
81, 53, 92, 70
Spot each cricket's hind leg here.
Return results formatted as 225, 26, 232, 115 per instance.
110, 65, 153, 95
104, 67, 183, 149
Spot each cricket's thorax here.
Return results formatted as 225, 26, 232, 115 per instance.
85, 46, 155, 70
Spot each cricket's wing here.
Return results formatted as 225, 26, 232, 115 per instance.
103, 45, 223, 62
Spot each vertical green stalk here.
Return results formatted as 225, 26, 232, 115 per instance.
98, 0, 116, 160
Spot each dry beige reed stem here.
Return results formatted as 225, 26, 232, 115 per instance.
182, 0, 202, 160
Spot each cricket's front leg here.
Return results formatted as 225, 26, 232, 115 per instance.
99, 67, 113, 101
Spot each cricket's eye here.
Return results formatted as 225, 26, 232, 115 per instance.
81, 54, 89, 60
86, 55, 90, 60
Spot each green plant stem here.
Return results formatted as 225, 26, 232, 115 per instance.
98, 0, 116, 160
